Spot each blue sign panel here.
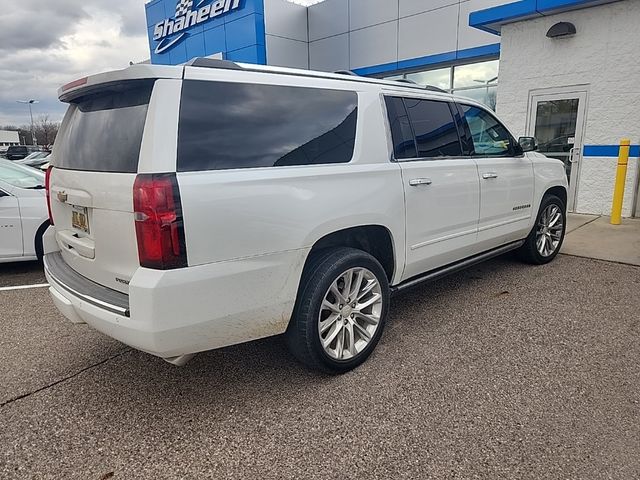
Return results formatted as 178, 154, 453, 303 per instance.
145, 0, 266, 65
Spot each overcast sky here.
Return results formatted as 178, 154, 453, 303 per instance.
0, 1, 156, 127
0, 0, 325, 127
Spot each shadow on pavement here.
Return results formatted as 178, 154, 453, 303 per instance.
81, 255, 524, 414
0, 260, 45, 287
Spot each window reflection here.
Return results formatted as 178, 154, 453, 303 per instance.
454, 86, 497, 111
177, 81, 358, 171
405, 68, 451, 90
382, 59, 499, 110
453, 60, 499, 89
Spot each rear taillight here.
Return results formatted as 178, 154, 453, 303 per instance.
45, 166, 54, 225
133, 173, 187, 270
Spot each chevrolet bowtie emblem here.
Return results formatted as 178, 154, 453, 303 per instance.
57, 191, 68, 203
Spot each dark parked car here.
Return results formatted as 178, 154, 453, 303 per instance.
6, 145, 43, 160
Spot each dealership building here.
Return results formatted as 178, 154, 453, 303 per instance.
145, 0, 640, 217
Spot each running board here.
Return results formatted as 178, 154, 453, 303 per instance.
391, 240, 525, 294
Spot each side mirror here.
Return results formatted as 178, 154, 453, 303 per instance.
518, 136, 538, 152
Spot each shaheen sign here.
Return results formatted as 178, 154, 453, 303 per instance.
153, 0, 242, 54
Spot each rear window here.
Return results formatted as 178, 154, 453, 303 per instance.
403, 98, 462, 157
385, 96, 462, 159
53, 80, 154, 173
177, 80, 358, 171
384, 97, 416, 159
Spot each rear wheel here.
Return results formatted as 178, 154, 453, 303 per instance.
518, 194, 566, 265
34, 221, 49, 262
286, 247, 390, 373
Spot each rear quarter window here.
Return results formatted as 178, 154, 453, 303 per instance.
177, 80, 358, 171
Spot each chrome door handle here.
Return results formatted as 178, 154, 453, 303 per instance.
409, 178, 432, 186
569, 147, 580, 163
482, 172, 498, 179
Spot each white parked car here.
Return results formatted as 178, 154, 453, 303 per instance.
0, 159, 49, 263
44, 60, 568, 372
17, 151, 51, 169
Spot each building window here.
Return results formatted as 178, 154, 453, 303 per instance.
405, 67, 451, 91
383, 59, 499, 111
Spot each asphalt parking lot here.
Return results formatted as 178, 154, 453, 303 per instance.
1, 254, 639, 479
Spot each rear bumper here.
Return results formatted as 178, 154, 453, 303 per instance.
44, 252, 129, 317
44, 248, 308, 359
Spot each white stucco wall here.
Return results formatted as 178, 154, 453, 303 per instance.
496, 0, 640, 217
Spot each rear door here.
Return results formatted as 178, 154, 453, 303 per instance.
49, 80, 156, 293
458, 103, 534, 246
0, 184, 22, 258
385, 96, 480, 281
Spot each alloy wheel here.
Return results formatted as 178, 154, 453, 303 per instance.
318, 267, 383, 360
536, 204, 564, 257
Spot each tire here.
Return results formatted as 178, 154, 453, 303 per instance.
286, 247, 390, 373
34, 222, 49, 262
517, 194, 566, 265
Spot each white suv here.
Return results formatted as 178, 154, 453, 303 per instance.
44, 59, 568, 372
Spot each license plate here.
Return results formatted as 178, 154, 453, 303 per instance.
71, 205, 90, 234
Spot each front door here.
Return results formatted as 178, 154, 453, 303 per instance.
528, 88, 588, 212
458, 103, 534, 248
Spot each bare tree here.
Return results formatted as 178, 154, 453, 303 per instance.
33, 115, 60, 147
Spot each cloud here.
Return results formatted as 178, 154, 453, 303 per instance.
0, 0, 150, 127
0, 0, 89, 51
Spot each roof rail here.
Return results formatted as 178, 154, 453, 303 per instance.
395, 78, 418, 85
394, 78, 447, 93
334, 70, 359, 76
183, 57, 452, 96
185, 58, 244, 70
424, 85, 447, 93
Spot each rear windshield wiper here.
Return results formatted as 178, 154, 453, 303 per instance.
26, 185, 45, 189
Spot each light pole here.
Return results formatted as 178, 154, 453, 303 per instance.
16, 99, 39, 145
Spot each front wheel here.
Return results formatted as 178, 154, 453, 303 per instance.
286, 247, 390, 373
518, 194, 566, 265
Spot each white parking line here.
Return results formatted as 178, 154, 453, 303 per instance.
0, 283, 49, 292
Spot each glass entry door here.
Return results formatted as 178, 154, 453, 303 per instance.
528, 89, 588, 212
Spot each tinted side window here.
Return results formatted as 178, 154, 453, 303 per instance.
384, 97, 416, 159
459, 104, 513, 156
403, 98, 462, 157
178, 81, 358, 171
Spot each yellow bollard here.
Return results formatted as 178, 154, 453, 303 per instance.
610, 139, 630, 225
